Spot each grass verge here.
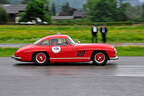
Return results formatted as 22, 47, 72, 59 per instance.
0, 46, 144, 57
0, 48, 18, 57
116, 46, 144, 56
0, 24, 144, 43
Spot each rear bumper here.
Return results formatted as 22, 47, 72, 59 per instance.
11, 56, 21, 61
110, 56, 119, 60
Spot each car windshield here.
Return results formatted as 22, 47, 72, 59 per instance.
67, 37, 76, 45
34, 37, 76, 45
33, 38, 43, 45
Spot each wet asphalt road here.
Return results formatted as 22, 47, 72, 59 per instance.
0, 43, 144, 48
1, 57, 144, 96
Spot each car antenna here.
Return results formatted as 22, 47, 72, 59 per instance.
57, 32, 61, 35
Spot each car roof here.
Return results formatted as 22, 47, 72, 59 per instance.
42, 35, 69, 40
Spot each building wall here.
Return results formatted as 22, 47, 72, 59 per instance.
8, 14, 16, 23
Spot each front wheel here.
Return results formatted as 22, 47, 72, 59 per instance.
92, 52, 108, 66
34, 52, 49, 65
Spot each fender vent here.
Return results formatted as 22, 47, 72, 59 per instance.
77, 51, 85, 57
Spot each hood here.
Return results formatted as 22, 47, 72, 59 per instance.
16, 44, 34, 53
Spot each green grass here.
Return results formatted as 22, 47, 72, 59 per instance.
0, 46, 144, 57
116, 46, 144, 56
0, 24, 144, 44
0, 48, 18, 57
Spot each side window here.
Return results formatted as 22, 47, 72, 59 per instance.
39, 40, 49, 45
50, 38, 68, 46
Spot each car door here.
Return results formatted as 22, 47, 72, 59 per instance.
49, 38, 73, 62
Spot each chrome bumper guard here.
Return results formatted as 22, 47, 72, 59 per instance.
11, 56, 21, 60
110, 56, 119, 60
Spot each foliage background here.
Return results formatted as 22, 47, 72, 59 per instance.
19, 0, 51, 23
0, 6, 8, 24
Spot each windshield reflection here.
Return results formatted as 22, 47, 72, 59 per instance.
33, 38, 43, 45
67, 37, 76, 45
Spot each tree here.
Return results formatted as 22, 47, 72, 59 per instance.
59, 2, 76, 16
0, 6, 8, 24
51, 2, 56, 16
44, 0, 50, 12
86, 0, 99, 10
19, 0, 51, 24
142, 4, 144, 19
83, 3, 88, 11
87, 0, 129, 22
62, 2, 71, 12
118, 3, 131, 21
118, 0, 123, 6
0, 0, 9, 4
22, 0, 31, 4
22, 0, 49, 5
88, 0, 114, 21
125, 4, 143, 21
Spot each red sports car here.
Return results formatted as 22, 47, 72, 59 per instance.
12, 35, 118, 65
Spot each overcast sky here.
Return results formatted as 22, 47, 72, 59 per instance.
140, 0, 144, 2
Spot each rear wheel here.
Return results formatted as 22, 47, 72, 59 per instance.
92, 52, 108, 66
34, 52, 49, 65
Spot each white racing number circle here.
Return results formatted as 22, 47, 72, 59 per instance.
52, 46, 61, 53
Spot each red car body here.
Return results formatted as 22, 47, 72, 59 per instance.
12, 35, 118, 65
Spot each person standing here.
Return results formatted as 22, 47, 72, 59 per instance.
100, 24, 108, 43
91, 24, 98, 43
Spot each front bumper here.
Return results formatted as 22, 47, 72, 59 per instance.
11, 56, 21, 61
110, 56, 119, 60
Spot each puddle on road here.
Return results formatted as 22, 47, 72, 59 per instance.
10, 61, 118, 77
8, 60, 144, 77
115, 65, 144, 77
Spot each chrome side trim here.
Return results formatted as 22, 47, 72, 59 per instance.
11, 56, 21, 60
110, 56, 119, 60
50, 57, 90, 60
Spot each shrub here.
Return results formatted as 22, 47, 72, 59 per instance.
19, 0, 51, 24
0, 6, 8, 24
52, 19, 134, 26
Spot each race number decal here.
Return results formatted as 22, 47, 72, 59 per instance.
52, 46, 61, 53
